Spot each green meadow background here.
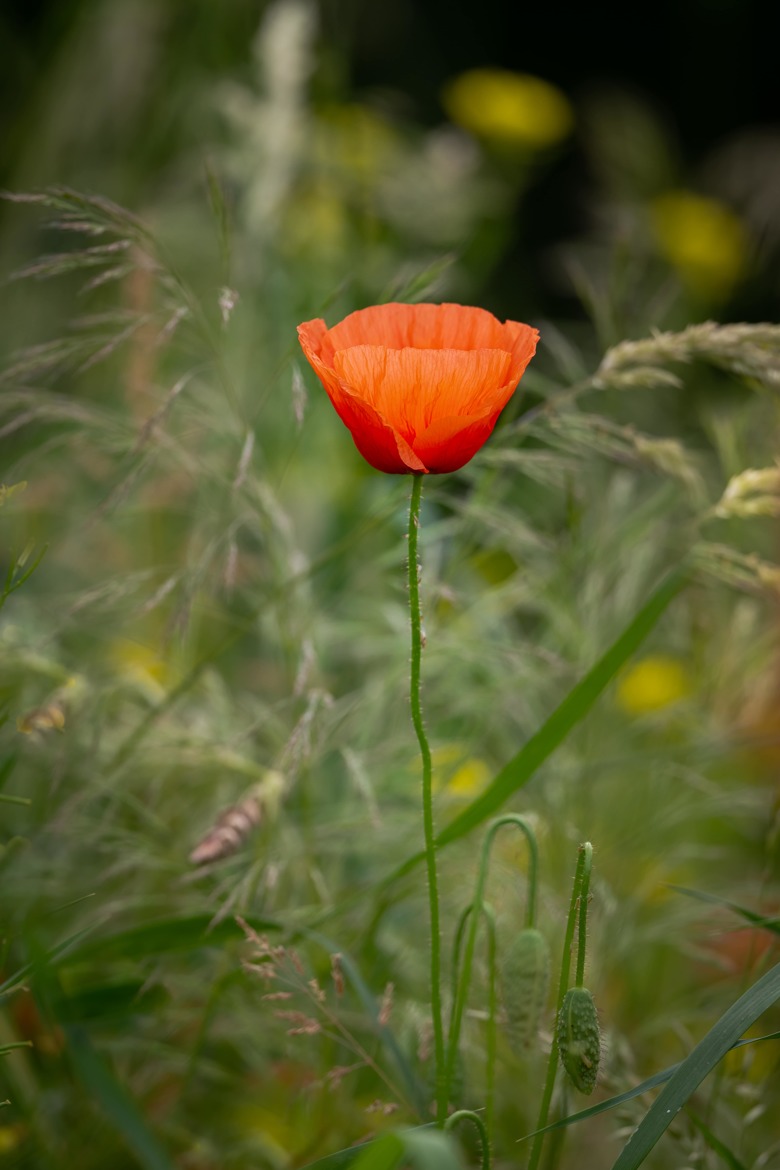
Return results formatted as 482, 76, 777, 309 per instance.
1, 3, 779, 1168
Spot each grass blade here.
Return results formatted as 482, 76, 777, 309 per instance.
437, 567, 685, 848
64, 1024, 175, 1170
69, 913, 281, 966
610, 958, 780, 1170
519, 1031, 780, 1142
384, 566, 687, 891
670, 885, 780, 935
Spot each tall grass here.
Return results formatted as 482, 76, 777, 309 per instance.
2, 5, 780, 1168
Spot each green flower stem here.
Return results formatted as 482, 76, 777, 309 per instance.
527, 842, 593, 1170
484, 903, 498, 1139
450, 902, 498, 1135
407, 472, 445, 1123
446, 815, 538, 1106
444, 1110, 491, 1170
575, 846, 593, 989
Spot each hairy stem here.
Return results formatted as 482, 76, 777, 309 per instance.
445, 1110, 491, 1170
527, 842, 593, 1170
407, 472, 445, 1123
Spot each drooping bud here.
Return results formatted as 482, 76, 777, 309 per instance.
500, 927, 550, 1053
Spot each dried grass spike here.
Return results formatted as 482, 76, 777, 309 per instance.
189, 793, 262, 865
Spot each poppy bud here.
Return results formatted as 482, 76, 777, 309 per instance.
557, 986, 601, 1094
501, 927, 550, 1052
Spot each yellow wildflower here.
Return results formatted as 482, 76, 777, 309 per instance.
651, 191, 747, 299
616, 655, 692, 715
443, 69, 573, 149
110, 638, 169, 701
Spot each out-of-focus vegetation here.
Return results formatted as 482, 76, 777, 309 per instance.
1, 3, 779, 1168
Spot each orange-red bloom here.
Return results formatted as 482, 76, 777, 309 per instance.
297, 303, 539, 473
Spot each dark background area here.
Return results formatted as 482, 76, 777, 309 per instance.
2, 0, 779, 326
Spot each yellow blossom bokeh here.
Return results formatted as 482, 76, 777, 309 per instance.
616, 654, 692, 715
109, 638, 171, 702
442, 68, 573, 149
430, 744, 491, 797
651, 191, 747, 299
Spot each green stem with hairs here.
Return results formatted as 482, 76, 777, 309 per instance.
407, 472, 446, 1123
527, 842, 593, 1170
446, 815, 539, 1108
445, 1110, 491, 1170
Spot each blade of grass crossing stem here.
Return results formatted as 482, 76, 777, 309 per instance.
437, 567, 686, 848
519, 1031, 780, 1142
352, 1134, 406, 1170
300, 1128, 461, 1170
352, 1130, 464, 1170
64, 1024, 175, 1170
400, 1129, 466, 1169
610, 959, 780, 1170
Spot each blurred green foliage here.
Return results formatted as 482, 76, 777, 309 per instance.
1, 4, 780, 1169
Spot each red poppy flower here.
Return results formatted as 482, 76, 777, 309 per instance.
297, 303, 539, 473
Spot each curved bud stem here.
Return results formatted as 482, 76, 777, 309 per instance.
446, 814, 539, 1107
445, 1110, 491, 1170
527, 841, 593, 1170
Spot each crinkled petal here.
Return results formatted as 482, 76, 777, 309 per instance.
327, 303, 529, 354
297, 307, 540, 475
333, 346, 513, 444
297, 321, 425, 472
413, 412, 501, 473
328, 388, 427, 473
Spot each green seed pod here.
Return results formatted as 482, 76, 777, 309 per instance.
557, 986, 601, 1094
501, 927, 551, 1053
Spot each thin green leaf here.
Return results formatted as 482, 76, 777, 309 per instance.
0, 1041, 33, 1056
297, 1138, 383, 1170
610, 959, 780, 1170
352, 1134, 405, 1170
339, 1130, 463, 1170
0, 927, 95, 999
437, 567, 685, 848
52, 980, 168, 1024
519, 1031, 780, 1142
384, 567, 687, 891
4, 543, 48, 599
670, 885, 780, 935
70, 913, 281, 966
687, 1111, 747, 1170
400, 1128, 465, 1169
64, 1024, 175, 1170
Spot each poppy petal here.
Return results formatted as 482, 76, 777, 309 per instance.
298, 320, 426, 471
333, 346, 513, 445
413, 412, 502, 472
297, 305, 539, 475
328, 302, 529, 354
328, 386, 427, 473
